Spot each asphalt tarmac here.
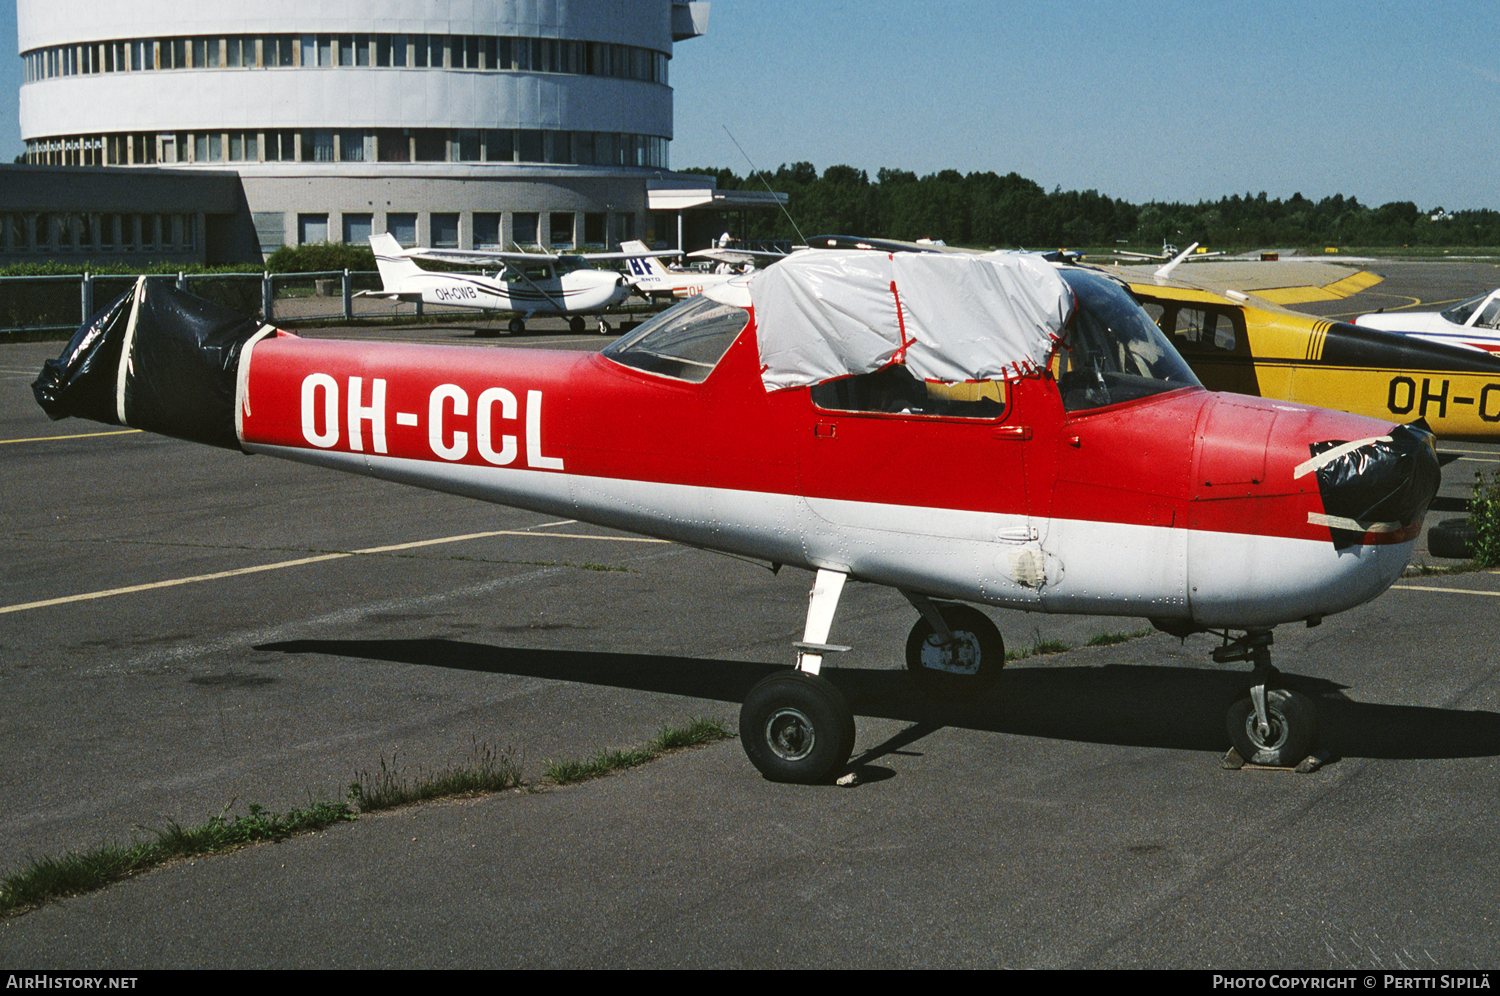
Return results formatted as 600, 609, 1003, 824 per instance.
2, 261, 1499, 969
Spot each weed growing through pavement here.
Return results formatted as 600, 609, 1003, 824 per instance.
3, 717, 729, 917
348, 739, 525, 813
544, 717, 730, 786
1004, 626, 1154, 662
0, 799, 354, 917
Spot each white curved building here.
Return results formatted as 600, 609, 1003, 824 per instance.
16, 0, 709, 254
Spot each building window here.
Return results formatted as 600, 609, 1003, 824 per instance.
512, 212, 539, 247
474, 213, 501, 249
377, 129, 411, 162
549, 213, 574, 249
518, 130, 544, 163
342, 213, 373, 245
386, 213, 417, 245
413, 130, 446, 162
485, 129, 513, 162
254, 213, 284, 253
339, 130, 366, 162
304, 130, 335, 162
298, 214, 329, 244
455, 130, 481, 161
431, 213, 459, 249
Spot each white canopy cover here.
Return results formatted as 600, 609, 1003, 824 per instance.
750, 249, 1074, 392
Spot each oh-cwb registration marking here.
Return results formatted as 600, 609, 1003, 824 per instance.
298, 374, 564, 470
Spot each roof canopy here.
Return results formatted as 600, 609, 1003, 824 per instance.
750, 250, 1074, 391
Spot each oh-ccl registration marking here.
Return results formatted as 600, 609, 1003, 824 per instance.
298, 374, 563, 470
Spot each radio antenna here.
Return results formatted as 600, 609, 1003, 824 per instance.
723, 125, 806, 245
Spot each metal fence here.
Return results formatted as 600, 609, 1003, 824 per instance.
0, 270, 401, 336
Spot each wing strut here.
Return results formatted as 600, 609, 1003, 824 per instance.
501, 262, 569, 316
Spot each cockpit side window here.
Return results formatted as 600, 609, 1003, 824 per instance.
602, 294, 749, 383
811, 365, 1008, 419
1149, 303, 1246, 353
1478, 296, 1500, 330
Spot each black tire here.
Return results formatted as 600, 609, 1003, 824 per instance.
507, 316, 526, 334
597, 319, 613, 335
1428, 517, 1476, 560
568, 316, 585, 334
739, 672, 855, 784
904, 603, 1005, 697
1226, 688, 1318, 767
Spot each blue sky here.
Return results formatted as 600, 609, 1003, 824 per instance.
6, 1, 1498, 210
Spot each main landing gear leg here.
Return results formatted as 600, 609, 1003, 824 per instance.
1214, 629, 1321, 770
739, 569, 857, 784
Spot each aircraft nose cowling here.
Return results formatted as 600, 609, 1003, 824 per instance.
1303, 420, 1440, 550
1185, 398, 1439, 629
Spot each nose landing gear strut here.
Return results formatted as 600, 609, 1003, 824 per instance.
1213, 629, 1322, 771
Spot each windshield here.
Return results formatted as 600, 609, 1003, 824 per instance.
1440, 292, 1490, 326
602, 294, 750, 383
1054, 270, 1201, 412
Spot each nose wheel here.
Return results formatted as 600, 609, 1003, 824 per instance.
1213, 630, 1320, 769
1226, 687, 1317, 767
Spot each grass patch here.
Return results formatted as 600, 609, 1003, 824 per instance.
1005, 629, 1073, 662
348, 740, 525, 813
1005, 626, 1154, 662
1086, 627, 1154, 647
3, 717, 729, 917
1405, 561, 1477, 576
545, 717, 730, 786
0, 799, 354, 917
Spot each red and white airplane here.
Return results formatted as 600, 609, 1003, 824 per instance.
34, 249, 1439, 782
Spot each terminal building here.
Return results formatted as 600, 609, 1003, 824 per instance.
8, 0, 778, 264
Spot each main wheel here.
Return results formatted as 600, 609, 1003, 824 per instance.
507, 316, 526, 334
1226, 688, 1318, 767
739, 672, 856, 784
568, 316, 585, 334
904, 603, 1005, 697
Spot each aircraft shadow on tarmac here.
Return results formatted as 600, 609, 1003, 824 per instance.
257, 638, 1500, 764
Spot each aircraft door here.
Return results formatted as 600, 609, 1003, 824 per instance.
797, 367, 1044, 608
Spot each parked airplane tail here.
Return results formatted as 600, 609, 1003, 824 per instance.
369, 233, 426, 292
619, 239, 669, 277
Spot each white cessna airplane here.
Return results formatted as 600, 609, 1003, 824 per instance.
365, 233, 674, 335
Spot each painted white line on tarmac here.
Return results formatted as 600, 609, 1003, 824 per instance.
1, 429, 142, 445
1392, 583, 1500, 597
0, 528, 667, 615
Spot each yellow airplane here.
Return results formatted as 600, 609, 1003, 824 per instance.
1113, 254, 1500, 443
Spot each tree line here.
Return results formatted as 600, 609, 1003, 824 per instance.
684, 163, 1500, 249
